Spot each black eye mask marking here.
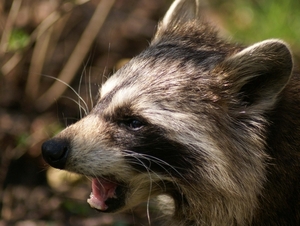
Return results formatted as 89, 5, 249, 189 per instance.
121, 118, 145, 131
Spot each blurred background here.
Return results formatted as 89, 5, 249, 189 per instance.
0, 0, 299, 225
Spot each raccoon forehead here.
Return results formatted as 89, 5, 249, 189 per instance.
105, 86, 143, 114
100, 58, 143, 99
100, 75, 121, 99
96, 49, 226, 120
100, 42, 225, 99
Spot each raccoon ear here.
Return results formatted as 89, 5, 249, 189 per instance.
220, 39, 293, 110
153, 0, 200, 41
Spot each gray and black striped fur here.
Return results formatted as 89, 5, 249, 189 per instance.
42, 0, 300, 225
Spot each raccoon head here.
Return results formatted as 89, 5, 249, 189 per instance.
42, 0, 293, 217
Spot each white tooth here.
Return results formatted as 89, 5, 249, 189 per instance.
87, 192, 108, 211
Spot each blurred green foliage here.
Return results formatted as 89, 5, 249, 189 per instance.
212, 0, 300, 53
112, 221, 131, 226
62, 199, 91, 216
8, 28, 30, 51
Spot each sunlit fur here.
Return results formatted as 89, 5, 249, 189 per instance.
46, 0, 300, 225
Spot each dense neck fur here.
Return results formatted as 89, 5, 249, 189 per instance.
252, 72, 300, 225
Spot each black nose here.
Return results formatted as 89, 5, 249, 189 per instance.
41, 138, 70, 169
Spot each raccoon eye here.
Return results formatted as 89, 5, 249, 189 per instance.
123, 119, 144, 130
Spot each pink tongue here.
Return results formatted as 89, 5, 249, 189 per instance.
87, 178, 117, 211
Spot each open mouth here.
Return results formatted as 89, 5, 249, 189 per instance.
87, 177, 126, 212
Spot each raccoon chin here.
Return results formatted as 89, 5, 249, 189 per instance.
87, 177, 127, 212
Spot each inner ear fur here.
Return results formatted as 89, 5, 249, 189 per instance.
219, 39, 293, 110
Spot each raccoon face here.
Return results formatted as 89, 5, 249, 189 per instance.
42, 0, 293, 216
41, 51, 222, 212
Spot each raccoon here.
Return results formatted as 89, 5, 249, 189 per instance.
41, 0, 300, 225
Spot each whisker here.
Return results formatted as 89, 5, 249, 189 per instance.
78, 68, 85, 118
123, 151, 198, 194
78, 54, 93, 118
125, 154, 153, 226
42, 74, 89, 115
88, 64, 94, 109
123, 152, 167, 189
60, 95, 88, 116
137, 153, 197, 192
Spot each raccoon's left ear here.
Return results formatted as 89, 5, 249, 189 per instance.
153, 0, 201, 41
219, 39, 293, 111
